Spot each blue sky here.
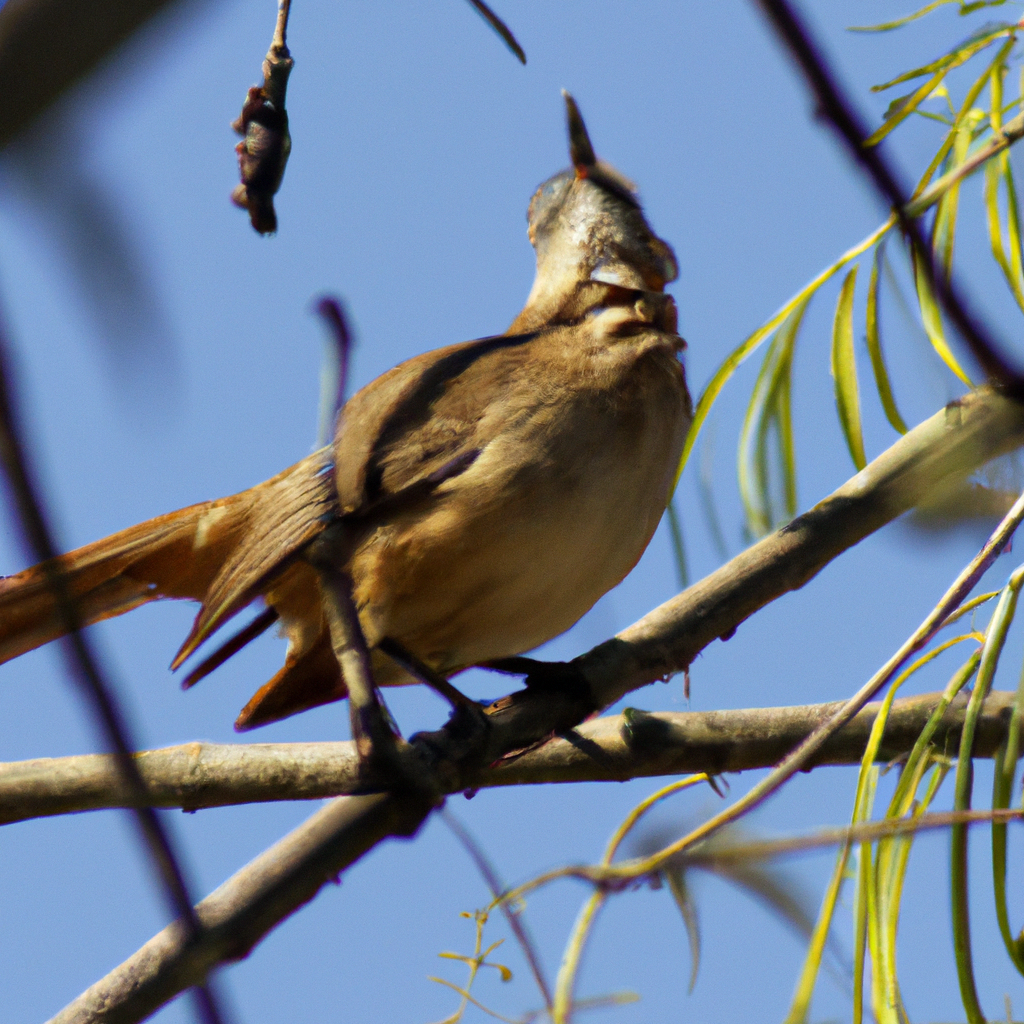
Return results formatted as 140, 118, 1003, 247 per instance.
0, 1, 1021, 1021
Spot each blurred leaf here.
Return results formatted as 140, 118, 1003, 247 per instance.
865, 245, 908, 435
666, 499, 689, 589
0, 0, 199, 149
913, 481, 1021, 529
983, 154, 1024, 312
2, 113, 176, 375
831, 266, 867, 471
739, 299, 805, 536
662, 866, 701, 993
697, 423, 730, 564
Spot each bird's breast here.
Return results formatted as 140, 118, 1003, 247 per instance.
350, 315, 691, 677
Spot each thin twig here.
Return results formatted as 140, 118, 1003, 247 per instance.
441, 809, 554, 1012
0, 322, 226, 1024
753, 0, 1024, 394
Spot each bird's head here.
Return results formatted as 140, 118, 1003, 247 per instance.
512, 92, 678, 331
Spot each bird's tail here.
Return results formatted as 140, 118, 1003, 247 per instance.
0, 452, 336, 675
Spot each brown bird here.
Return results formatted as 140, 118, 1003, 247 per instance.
0, 94, 691, 731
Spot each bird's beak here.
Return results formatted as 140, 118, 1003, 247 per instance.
563, 90, 597, 177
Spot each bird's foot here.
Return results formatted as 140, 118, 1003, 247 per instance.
482, 657, 591, 702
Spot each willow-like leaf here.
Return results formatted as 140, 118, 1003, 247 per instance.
867, 69, 951, 146
675, 220, 891, 486
932, 114, 974, 279
698, 426, 730, 564
951, 565, 1024, 1023
852, 769, 879, 1024
991, 652, 1024, 975
868, 23, 1013, 103
1002, 153, 1024, 296
889, 651, 981, 817
849, 0, 1009, 33
776, 330, 798, 519
666, 500, 689, 590
984, 152, 1024, 313
831, 266, 867, 471
865, 245, 909, 434
662, 867, 701, 993
849, 0, 955, 33
909, 37, 1012, 201
738, 300, 805, 535
910, 246, 974, 385
783, 817, 855, 1022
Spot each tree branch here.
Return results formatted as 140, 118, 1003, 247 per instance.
4, 691, 1018, 823
50, 386, 1024, 1022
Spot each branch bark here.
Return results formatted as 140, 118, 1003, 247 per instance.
50, 386, 1024, 1024
5, 690, 1018, 823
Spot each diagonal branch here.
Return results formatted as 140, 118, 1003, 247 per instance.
50, 385, 1024, 1023
4, 690, 1018, 822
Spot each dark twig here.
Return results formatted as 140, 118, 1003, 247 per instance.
314, 296, 352, 448
181, 607, 279, 690
306, 533, 406, 771
753, 0, 1024, 395
462, 0, 526, 64
231, 0, 294, 234
0, 324, 226, 1024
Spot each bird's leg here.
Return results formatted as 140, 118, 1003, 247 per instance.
305, 526, 404, 773
377, 637, 490, 738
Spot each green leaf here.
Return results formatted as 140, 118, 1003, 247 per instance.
738, 300, 805, 536
991, 651, 1024, 975
865, 245, 909, 434
910, 247, 974, 385
910, 36, 1012, 200
831, 266, 867, 471
872, 23, 1014, 94
867, 70, 949, 147
666, 500, 689, 589
984, 151, 1024, 312
854, 763, 883, 1020
951, 566, 1024, 1023
931, 114, 973, 280
674, 219, 892, 489
849, 0, 955, 33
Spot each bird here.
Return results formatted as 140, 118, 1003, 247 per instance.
0, 93, 692, 731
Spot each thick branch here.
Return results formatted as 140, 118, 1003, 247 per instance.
5, 691, 1018, 823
